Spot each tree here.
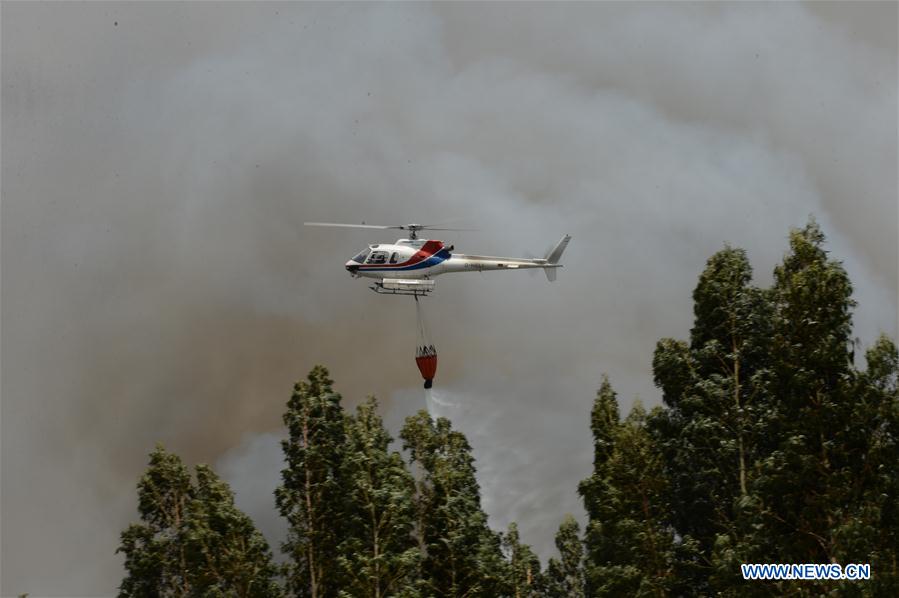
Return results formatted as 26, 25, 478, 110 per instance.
717, 221, 861, 596
502, 522, 543, 597
647, 221, 898, 595
337, 396, 420, 597
276, 366, 349, 597
186, 465, 283, 597
117, 445, 281, 597
650, 246, 772, 558
544, 514, 585, 598
400, 410, 507, 596
579, 378, 686, 597
844, 336, 899, 595
809, 335, 899, 597
754, 220, 857, 562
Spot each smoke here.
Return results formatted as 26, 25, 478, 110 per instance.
216, 432, 287, 561
2, 2, 895, 595
425, 389, 458, 416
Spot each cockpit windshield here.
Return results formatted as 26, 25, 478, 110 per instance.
351, 248, 371, 263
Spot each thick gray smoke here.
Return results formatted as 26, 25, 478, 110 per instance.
2, 3, 896, 595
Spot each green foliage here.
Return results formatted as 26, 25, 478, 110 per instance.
589, 375, 619, 468
502, 522, 543, 597
730, 220, 862, 593
275, 366, 349, 597
829, 336, 899, 595
117, 445, 281, 597
578, 221, 896, 596
648, 245, 775, 595
648, 221, 897, 595
271, 370, 539, 598
337, 397, 420, 598
580, 397, 689, 597
400, 410, 508, 597
544, 514, 585, 598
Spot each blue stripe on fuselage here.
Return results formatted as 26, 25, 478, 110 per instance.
360, 251, 449, 272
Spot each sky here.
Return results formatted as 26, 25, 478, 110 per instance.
2, 2, 897, 596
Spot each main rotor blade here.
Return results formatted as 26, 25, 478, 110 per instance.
419, 227, 478, 232
417, 217, 465, 227
303, 222, 477, 234
304, 222, 403, 230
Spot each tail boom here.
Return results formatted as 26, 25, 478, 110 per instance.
440, 234, 570, 282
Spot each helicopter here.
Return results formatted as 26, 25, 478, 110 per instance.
304, 222, 571, 296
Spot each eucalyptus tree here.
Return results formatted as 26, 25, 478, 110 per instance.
400, 410, 507, 597
544, 514, 585, 598
276, 366, 349, 597
502, 522, 543, 597
337, 397, 420, 597
118, 445, 281, 597
579, 378, 686, 597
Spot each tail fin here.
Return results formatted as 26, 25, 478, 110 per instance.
543, 234, 571, 282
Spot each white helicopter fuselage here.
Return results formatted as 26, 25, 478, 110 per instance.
345, 236, 570, 292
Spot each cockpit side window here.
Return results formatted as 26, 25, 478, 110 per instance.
352, 248, 371, 263
389, 252, 399, 264
367, 251, 389, 265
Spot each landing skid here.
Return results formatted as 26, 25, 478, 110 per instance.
368, 284, 434, 297
370, 279, 435, 297
370, 284, 433, 297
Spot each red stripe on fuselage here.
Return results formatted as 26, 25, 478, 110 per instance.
358, 240, 444, 269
